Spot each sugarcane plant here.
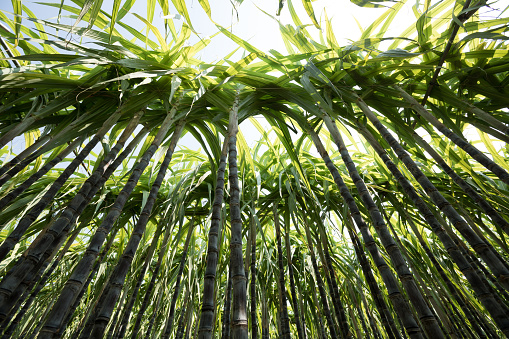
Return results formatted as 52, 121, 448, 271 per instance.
0, 0, 509, 337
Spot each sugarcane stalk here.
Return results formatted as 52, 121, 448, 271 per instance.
249, 204, 258, 339
198, 137, 229, 339
396, 86, 509, 186
412, 131, 509, 237
221, 268, 232, 339
90, 121, 185, 338
284, 220, 304, 339
0, 137, 83, 213
225, 92, 248, 339
323, 114, 443, 338
0, 109, 125, 263
355, 97, 509, 291
114, 223, 166, 339
37, 109, 176, 339
302, 215, 338, 339
309, 127, 423, 338
316, 223, 350, 337
134, 215, 193, 339
0, 225, 82, 338
346, 225, 400, 339
273, 205, 291, 338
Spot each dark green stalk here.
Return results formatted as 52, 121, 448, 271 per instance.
354, 293, 371, 339
197, 138, 229, 339
132, 215, 193, 339
58, 225, 123, 338
0, 226, 81, 338
0, 137, 83, 213
348, 301, 362, 339
360, 126, 509, 332
284, 222, 304, 339
397, 86, 509, 186
317, 225, 350, 337
90, 121, 185, 338
125, 228, 161, 339
186, 300, 194, 339
260, 289, 268, 339
468, 253, 509, 311
75, 259, 118, 339
142, 284, 163, 339
116, 222, 168, 339
355, 98, 509, 305
358, 282, 382, 339
412, 131, 509, 237
302, 215, 338, 339
346, 225, 400, 339
161, 221, 193, 339
0, 110, 121, 262
0, 112, 143, 323
273, 205, 290, 338
0, 224, 73, 332
458, 211, 509, 269
403, 214, 487, 338
225, 93, 248, 339
56, 128, 151, 334
309, 128, 423, 338
0, 111, 125, 306
0, 110, 124, 263
75, 222, 140, 339
176, 290, 191, 339
37, 110, 175, 339
310, 275, 327, 339
106, 290, 127, 339
27, 297, 57, 339
113, 264, 145, 339
323, 114, 443, 338
250, 205, 258, 339
396, 311, 409, 339
222, 268, 232, 339
382, 211, 449, 337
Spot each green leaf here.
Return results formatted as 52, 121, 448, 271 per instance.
351, 0, 396, 8
377, 48, 421, 59
87, 0, 104, 30
117, 0, 136, 21
132, 13, 168, 51
171, 0, 194, 30
301, 0, 320, 29
461, 32, 509, 42
71, 0, 94, 32
109, 0, 122, 42
198, 0, 212, 20
11, 0, 22, 45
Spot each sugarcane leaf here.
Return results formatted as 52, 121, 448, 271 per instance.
11, 0, 22, 45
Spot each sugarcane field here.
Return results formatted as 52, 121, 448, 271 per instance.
0, 0, 509, 337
